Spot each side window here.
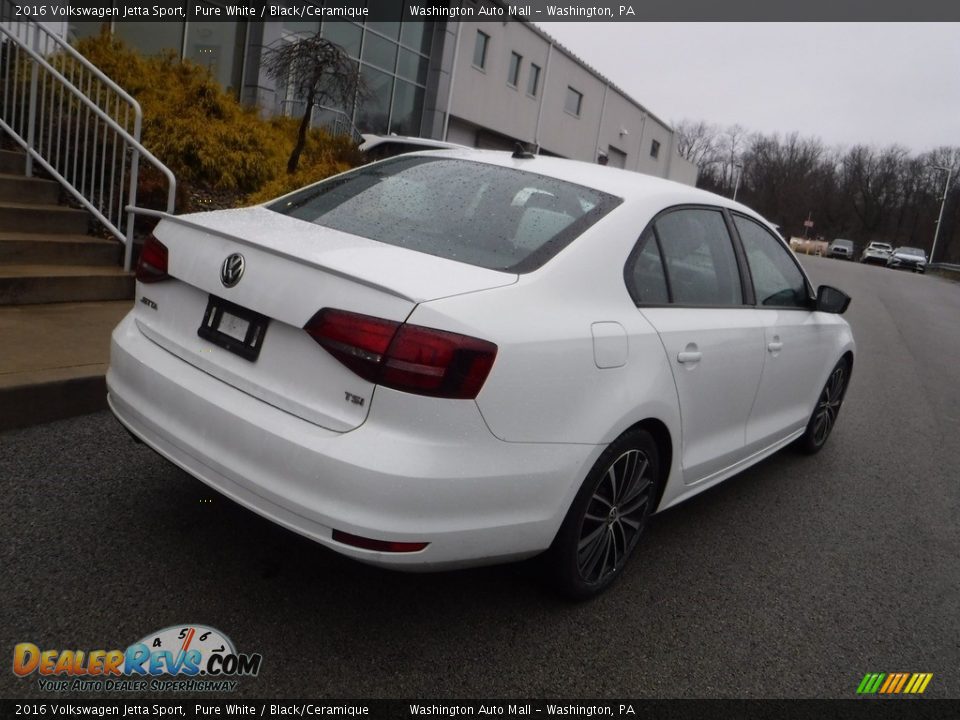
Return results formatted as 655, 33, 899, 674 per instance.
625, 227, 669, 305
655, 208, 742, 306
734, 215, 809, 308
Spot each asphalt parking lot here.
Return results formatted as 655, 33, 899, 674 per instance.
1, 255, 958, 699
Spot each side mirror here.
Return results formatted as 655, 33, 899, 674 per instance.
816, 285, 851, 314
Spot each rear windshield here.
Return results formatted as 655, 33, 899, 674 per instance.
267, 157, 621, 273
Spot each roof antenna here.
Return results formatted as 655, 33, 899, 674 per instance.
512, 142, 535, 159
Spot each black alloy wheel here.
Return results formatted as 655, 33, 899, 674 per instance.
798, 359, 850, 454
549, 428, 660, 599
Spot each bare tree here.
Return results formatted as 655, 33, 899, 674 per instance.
718, 124, 747, 194
679, 117, 960, 258
842, 145, 908, 235
262, 33, 365, 174
674, 119, 720, 169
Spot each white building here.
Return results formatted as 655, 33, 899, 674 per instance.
429, 19, 697, 184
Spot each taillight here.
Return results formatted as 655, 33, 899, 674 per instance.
304, 308, 497, 400
136, 234, 169, 283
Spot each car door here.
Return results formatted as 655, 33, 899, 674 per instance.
626, 207, 765, 485
732, 214, 835, 450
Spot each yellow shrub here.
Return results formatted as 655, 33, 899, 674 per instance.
70, 32, 362, 203
247, 120, 363, 204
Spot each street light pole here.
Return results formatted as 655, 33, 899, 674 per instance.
931, 165, 952, 265
732, 163, 743, 202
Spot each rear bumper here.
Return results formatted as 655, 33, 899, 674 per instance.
107, 313, 599, 570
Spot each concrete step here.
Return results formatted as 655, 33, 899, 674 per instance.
0, 300, 131, 431
0, 149, 26, 175
0, 264, 134, 305
0, 201, 88, 235
0, 232, 122, 266
0, 173, 61, 204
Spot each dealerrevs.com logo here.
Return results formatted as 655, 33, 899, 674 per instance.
13, 624, 262, 692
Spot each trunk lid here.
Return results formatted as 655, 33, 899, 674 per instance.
134, 207, 516, 432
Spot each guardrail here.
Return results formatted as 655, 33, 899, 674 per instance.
0, 9, 176, 270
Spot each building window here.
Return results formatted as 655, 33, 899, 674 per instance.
508, 52, 522, 87
650, 139, 661, 159
113, 22, 185, 59
527, 63, 541, 97
312, 21, 432, 142
185, 22, 244, 92
473, 31, 489, 69
357, 66, 394, 134
362, 29, 399, 72
564, 87, 583, 116
321, 21, 362, 57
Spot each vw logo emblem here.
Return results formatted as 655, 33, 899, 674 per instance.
220, 253, 245, 288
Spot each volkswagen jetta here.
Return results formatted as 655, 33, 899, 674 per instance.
108, 150, 855, 598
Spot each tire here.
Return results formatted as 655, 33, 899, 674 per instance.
547, 428, 661, 600
797, 359, 850, 455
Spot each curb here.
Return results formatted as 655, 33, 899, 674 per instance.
0, 367, 108, 432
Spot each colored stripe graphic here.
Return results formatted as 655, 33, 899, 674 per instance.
879, 674, 895, 694
857, 673, 885, 694
857, 672, 933, 695
893, 673, 910, 693
914, 673, 933, 694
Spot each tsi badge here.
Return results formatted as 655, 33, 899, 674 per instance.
220, 253, 245, 288
13, 624, 262, 693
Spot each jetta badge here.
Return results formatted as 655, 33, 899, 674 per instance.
220, 253, 245, 288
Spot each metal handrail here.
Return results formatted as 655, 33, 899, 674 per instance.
0, 10, 176, 270
278, 99, 364, 145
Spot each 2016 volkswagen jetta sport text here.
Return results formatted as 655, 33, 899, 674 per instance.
108, 150, 855, 598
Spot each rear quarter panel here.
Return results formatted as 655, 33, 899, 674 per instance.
409, 201, 684, 503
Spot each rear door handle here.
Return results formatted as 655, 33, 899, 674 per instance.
677, 351, 702, 364
767, 341, 783, 352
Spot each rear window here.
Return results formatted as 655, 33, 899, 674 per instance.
267, 157, 621, 273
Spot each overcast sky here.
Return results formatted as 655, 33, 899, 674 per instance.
534, 23, 959, 154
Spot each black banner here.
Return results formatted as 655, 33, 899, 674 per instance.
3, 700, 960, 720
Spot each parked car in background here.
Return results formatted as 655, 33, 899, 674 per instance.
108, 150, 855, 598
887, 246, 928, 273
358, 134, 467, 162
827, 238, 855, 260
860, 241, 894, 265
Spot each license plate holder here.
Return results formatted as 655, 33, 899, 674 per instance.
198, 296, 269, 362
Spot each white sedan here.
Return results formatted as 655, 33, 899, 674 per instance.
108, 150, 855, 598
